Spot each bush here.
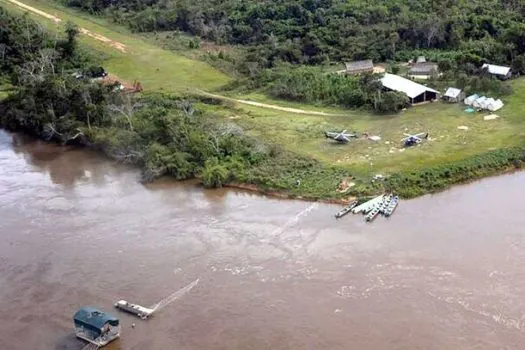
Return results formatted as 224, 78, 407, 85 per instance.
202, 157, 229, 187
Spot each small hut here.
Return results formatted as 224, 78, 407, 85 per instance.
409, 62, 439, 79
73, 307, 121, 347
344, 60, 374, 75
481, 63, 512, 80
380, 73, 439, 105
443, 87, 465, 103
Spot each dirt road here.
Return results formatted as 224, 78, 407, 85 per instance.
5, 0, 127, 53
199, 91, 341, 117
6, 0, 343, 116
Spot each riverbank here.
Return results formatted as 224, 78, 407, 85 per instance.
3, 0, 525, 202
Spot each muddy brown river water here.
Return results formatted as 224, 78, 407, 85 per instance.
2, 129, 525, 350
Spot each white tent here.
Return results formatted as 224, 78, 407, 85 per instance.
464, 94, 479, 106
480, 97, 495, 110
487, 99, 504, 112
472, 96, 487, 108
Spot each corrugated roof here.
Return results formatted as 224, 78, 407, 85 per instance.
74, 307, 119, 333
380, 73, 439, 99
345, 60, 374, 72
444, 87, 462, 98
409, 62, 438, 75
482, 64, 511, 76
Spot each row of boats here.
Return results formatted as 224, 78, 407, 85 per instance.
335, 194, 399, 222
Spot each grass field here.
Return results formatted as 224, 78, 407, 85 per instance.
206, 86, 525, 177
0, 0, 230, 92
3, 0, 525, 196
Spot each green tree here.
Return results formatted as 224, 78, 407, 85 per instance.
202, 157, 229, 188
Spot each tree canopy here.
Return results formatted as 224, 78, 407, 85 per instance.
59, 0, 525, 68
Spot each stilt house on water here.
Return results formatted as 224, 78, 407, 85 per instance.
380, 73, 439, 104
73, 307, 121, 347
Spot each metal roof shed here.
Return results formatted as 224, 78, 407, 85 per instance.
481, 64, 512, 79
380, 73, 439, 104
444, 87, 465, 102
344, 60, 374, 74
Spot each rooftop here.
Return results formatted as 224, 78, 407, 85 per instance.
73, 307, 119, 334
444, 87, 462, 98
409, 62, 439, 75
380, 73, 438, 99
481, 63, 511, 76
345, 60, 374, 72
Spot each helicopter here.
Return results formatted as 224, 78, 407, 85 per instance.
325, 130, 359, 144
401, 132, 429, 147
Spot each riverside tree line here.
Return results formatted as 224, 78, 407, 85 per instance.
0, 8, 320, 189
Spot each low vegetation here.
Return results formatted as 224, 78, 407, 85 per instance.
3, 1, 525, 201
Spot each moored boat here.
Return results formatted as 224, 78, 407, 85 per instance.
335, 200, 358, 219
384, 196, 399, 217
114, 300, 155, 320
365, 206, 381, 222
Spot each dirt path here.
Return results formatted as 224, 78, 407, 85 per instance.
5, 0, 127, 53
199, 91, 341, 117
7, 0, 343, 116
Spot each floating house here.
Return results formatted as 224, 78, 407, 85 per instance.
380, 73, 439, 104
344, 60, 374, 75
73, 307, 121, 347
481, 63, 512, 80
443, 87, 465, 103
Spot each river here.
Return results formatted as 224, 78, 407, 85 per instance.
1, 129, 525, 349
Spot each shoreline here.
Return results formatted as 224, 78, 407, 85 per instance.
224, 182, 358, 206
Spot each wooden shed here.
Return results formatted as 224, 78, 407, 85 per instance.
344, 60, 374, 75
443, 87, 465, 103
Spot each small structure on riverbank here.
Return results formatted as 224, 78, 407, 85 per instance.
443, 87, 465, 103
73, 307, 120, 347
380, 73, 439, 105
408, 62, 439, 80
481, 63, 512, 80
344, 60, 374, 75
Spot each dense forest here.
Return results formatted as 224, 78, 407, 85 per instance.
55, 0, 523, 110
60, 0, 525, 69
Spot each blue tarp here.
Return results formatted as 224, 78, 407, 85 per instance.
464, 107, 475, 113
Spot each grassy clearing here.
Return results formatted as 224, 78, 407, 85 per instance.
0, 0, 230, 92
203, 83, 525, 179
3, 0, 525, 199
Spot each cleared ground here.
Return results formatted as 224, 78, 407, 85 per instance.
1, 0, 230, 92
3, 0, 525, 179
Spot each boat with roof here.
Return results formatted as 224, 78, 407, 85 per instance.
73, 307, 120, 347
